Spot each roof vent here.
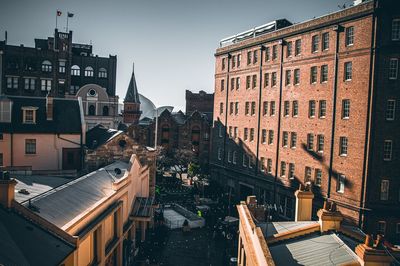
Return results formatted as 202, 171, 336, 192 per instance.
114, 168, 122, 175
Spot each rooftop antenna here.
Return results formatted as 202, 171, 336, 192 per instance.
5, 30, 7, 44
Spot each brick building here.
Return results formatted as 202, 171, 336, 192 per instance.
0, 29, 120, 129
185, 89, 214, 117
210, 0, 400, 242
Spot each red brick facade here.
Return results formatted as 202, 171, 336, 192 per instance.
210, 0, 400, 242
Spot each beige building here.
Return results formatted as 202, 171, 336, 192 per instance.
237, 188, 400, 266
0, 151, 155, 265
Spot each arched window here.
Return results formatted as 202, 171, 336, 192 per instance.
88, 104, 96, 116
102, 106, 109, 116
71, 65, 80, 76
98, 68, 107, 78
161, 125, 170, 145
191, 126, 201, 154
41, 60, 52, 72
84, 66, 94, 77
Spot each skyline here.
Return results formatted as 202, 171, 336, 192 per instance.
0, 0, 354, 111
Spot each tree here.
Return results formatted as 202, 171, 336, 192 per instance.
156, 147, 197, 180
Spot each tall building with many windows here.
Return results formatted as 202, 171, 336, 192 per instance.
210, 0, 400, 242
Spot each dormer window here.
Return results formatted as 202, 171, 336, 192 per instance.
71, 65, 80, 76
22, 107, 38, 124
41, 60, 52, 72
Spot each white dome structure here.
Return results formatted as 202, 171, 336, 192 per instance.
139, 94, 173, 120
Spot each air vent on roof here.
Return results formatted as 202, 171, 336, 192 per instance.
114, 168, 122, 175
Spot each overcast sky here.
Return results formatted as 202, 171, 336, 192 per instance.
0, 0, 354, 111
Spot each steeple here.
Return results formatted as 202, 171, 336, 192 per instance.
124, 63, 140, 104
123, 62, 142, 125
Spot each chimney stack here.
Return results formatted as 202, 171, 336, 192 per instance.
317, 201, 343, 233
0, 171, 17, 208
46, 96, 53, 121
355, 234, 395, 266
294, 184, 314, 221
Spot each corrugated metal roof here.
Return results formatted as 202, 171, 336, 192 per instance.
261, 221, 319, 238
269, 233, 360, 266
24, 161, 128, 228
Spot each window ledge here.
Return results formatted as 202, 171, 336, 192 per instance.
340, 154, 348, 157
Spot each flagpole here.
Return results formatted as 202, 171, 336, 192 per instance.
66, 15, 69, 32
56, 12, 58, 29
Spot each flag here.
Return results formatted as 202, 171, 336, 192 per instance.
68, 12, 74, 18
57, 10, 62, 16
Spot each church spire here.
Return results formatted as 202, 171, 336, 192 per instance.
124, 63, 140, 104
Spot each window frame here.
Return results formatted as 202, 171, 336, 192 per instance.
25, 139, 37, 155
386, 99, 396, 121
345, 26, 354, 46
339, 136, 348, 156
389, 58, 398, 80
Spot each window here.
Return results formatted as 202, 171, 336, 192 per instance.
25, 139, 36, 154
267, 159, 272, 174
0, 105, 8, 123
317, 134, 324, 153
295, 39, 301, 56
321, 65, 328, 82
305, 167, 312, 183
337, 174, 345, 193
222, 58, 226, 70
292, 101, 298, 117
386, 100, 396, 120
98, 68, 107, 78
6, 77, 18, 89
261, 129, 267, 143
251, 102, 256, 116
70, 85, 79, 94
244, 128, 249, 141
389, 58, 398, 79
253, 50, 258, 64
252, 75, 257, 88
230, 78, 234, 90
229, 102, 234, 115
312, 35, 319, 53
228, 126, 232, 138
246, 76, 251, 89
71, 65, 80, 76
41, 60, 52, 72
290, 132, 297, 148
383, 140, 393, 161
392, 19, 400, 40
234, 127, 238, 139
227, 150, 232, 163
285, 70, 291, 86
344, 62, 352, 81
242, 154, 247, 167
309, 100, 316, 118
88, 105, 96, 116
294, 69, 300, 85
237, 54, 241, 67
221, 79, 225, 91
264, 73, 269, 87
59, 60, 66, 73
380, 180, 389, 201
24, 78, 35, 90
272, 45, 277, 60
263, 101, 268, 116
245, 102, 250, 115
339, 137, 348, 156
247, 51, 252, 65
377, 221, 386, 235
219, 102, 223, 115
307, 134, 314, 150
218, 148, 222, 160
41, 79, 52, 91
250, 128, 255, 141
218, 125, 223, 137
272, 72, 277, 86
23, 109, 36, 124
287, 42, 292, 57
289, 163, 295, 179
284, 101, 290, 117
236, 77, 240, 90
270, 101, 276, 116
265, 47, 270, 61
345, 26, 354, 46
311, 66, 317, 83
315, 169, 322, 186
260, 157, 265, 172
319, 100, 326, 118
232, 55, 236, 68
322, 32, 329, 50
282, 131, 288, 147
280, 161, 286, 177
268, 130, 274, 144
249, 156, 253, 168
235, 102, 239, 115
233, 151, 237, 164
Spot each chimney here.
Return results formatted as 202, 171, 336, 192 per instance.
355, 234, 395, 266
0, 171, 17, 208
294, 184, 314, 221
46, 96, 53, 120
317, 201, 343, 233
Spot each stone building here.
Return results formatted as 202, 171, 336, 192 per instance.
211, 0, 400, 242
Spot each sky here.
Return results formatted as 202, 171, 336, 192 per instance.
0, 0, 354, 111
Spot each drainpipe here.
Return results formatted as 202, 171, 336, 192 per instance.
10, 133, 13, 167
222, 54, 231, 164
273, 40, 285, 205
359, 0, 378, 230
255, 45, 264, 174
327, 24, 343, 199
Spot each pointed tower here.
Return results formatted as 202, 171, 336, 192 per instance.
123, 63, 142, 124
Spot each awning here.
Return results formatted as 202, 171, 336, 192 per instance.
131, 197, 155, 221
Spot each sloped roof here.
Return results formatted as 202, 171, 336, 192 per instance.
0, 96, 82, 134
86, 124, 123, 149
0, 206, 75, 266
124, 65, 140, 104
